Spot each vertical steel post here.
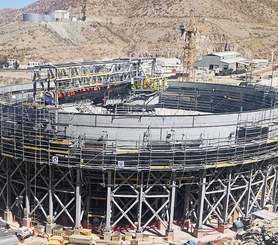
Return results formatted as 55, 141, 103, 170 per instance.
184, 184, 191, 220
75, 167, 82, 228
33, 81, 37, 103
54, 68, 58, 108
151, 59, 155, 77
196, 169, 206, 229
86, 183, 91, 226
6, 159, 11, 211
244, 170, 253, 218
25, 161, 30, 216
272, 168, 278, 207
105, 171, 112, 232
222, 170, 231, 224
54, 69, 58, 131
137, 171, 143, 233
167, 171, 177, 232
261, 170, 268, 208
48, 164, 53, 222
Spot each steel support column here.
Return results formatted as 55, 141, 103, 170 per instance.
183, 184, 191, 220
167, 171, 176, 232
196, 169, 206, 229
25, 161, 30, 216
222, 170, 231, 224
48, 164, 53, 223
137, 171, 143, 233
86, 183, 91, 226
75, 167, 82, 228
244, 170, 253, 219
261, 170, 268, 208
105, 171, 112, 232
6, 159, 11, 211
273, 168, 278, 208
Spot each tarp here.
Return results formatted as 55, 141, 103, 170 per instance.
186, 240, 197, 245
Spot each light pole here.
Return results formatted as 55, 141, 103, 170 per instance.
271, 50, 276, 87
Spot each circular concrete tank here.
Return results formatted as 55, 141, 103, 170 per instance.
23, 13, 46, 22
0, 62, 277, 237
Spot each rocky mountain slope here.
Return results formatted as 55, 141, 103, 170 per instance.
0, 0, 277, 63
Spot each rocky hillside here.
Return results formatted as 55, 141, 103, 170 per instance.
0, 0, 277, 63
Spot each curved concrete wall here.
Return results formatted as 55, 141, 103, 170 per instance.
58, 107, 278, 147
0, 81, 277, 167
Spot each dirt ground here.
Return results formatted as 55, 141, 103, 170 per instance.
0, 69, 32, 86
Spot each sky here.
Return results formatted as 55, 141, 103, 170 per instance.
0, 0, 37, 9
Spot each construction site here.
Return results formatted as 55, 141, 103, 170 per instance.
0, 55, 277, 244
0, 4, 277, 244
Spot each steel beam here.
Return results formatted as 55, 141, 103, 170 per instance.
86, 184, 91, 226
29, 191, 48, 218
112, 197, 137, 229
222, 170, 231, 224
48, 164, 53, 223
261, 170, 268, 208
6, 159, 11, 211
105, 171, 112, 232
75, 167, 82, 228
137, 171, 143, 233
142, 197, 168, 230
272, 167, 278, 208
54, 194, 74, 224
183, 184, 191, 220
244, 170, 253, 219
167, 171, 176, 232
196, 169, 206, 229
25, 161, 30, 216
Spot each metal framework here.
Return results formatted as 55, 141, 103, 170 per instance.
179, 10, 207, 82
0, 59, 277, 239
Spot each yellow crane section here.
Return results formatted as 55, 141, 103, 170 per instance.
180, 10, 208, 82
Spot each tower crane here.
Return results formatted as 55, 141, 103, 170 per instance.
179, 10, 207, 82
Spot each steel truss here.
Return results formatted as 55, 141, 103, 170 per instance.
103, 170, 177, 235
0, 157, 277, 234
192, 160, 278, 230
31, 58, 164, 103
0, 158, 87, 228
92, 161, 278, 234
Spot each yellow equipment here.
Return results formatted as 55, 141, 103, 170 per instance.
44, 241, 60, 245
45, 235, 65, 245
79, 228, 92, 236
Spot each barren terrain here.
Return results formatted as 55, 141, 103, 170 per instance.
0, 0, 277, 63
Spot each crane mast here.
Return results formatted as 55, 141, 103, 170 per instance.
180, 10, 206, 82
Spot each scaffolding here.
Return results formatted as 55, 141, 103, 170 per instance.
0, 59, 277, 239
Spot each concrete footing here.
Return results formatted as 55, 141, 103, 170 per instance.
216, 224, 226, 233
136, 232, 143, 241
4, 210, 12, 223
166, 230, 174, 241
46, 223, 56, 235
104, 231, 112, 241
264, 204, 274, 212
193, 226, 204, 238
23, 218, 32, 228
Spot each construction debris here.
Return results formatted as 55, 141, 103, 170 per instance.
226, 219, 278, 245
